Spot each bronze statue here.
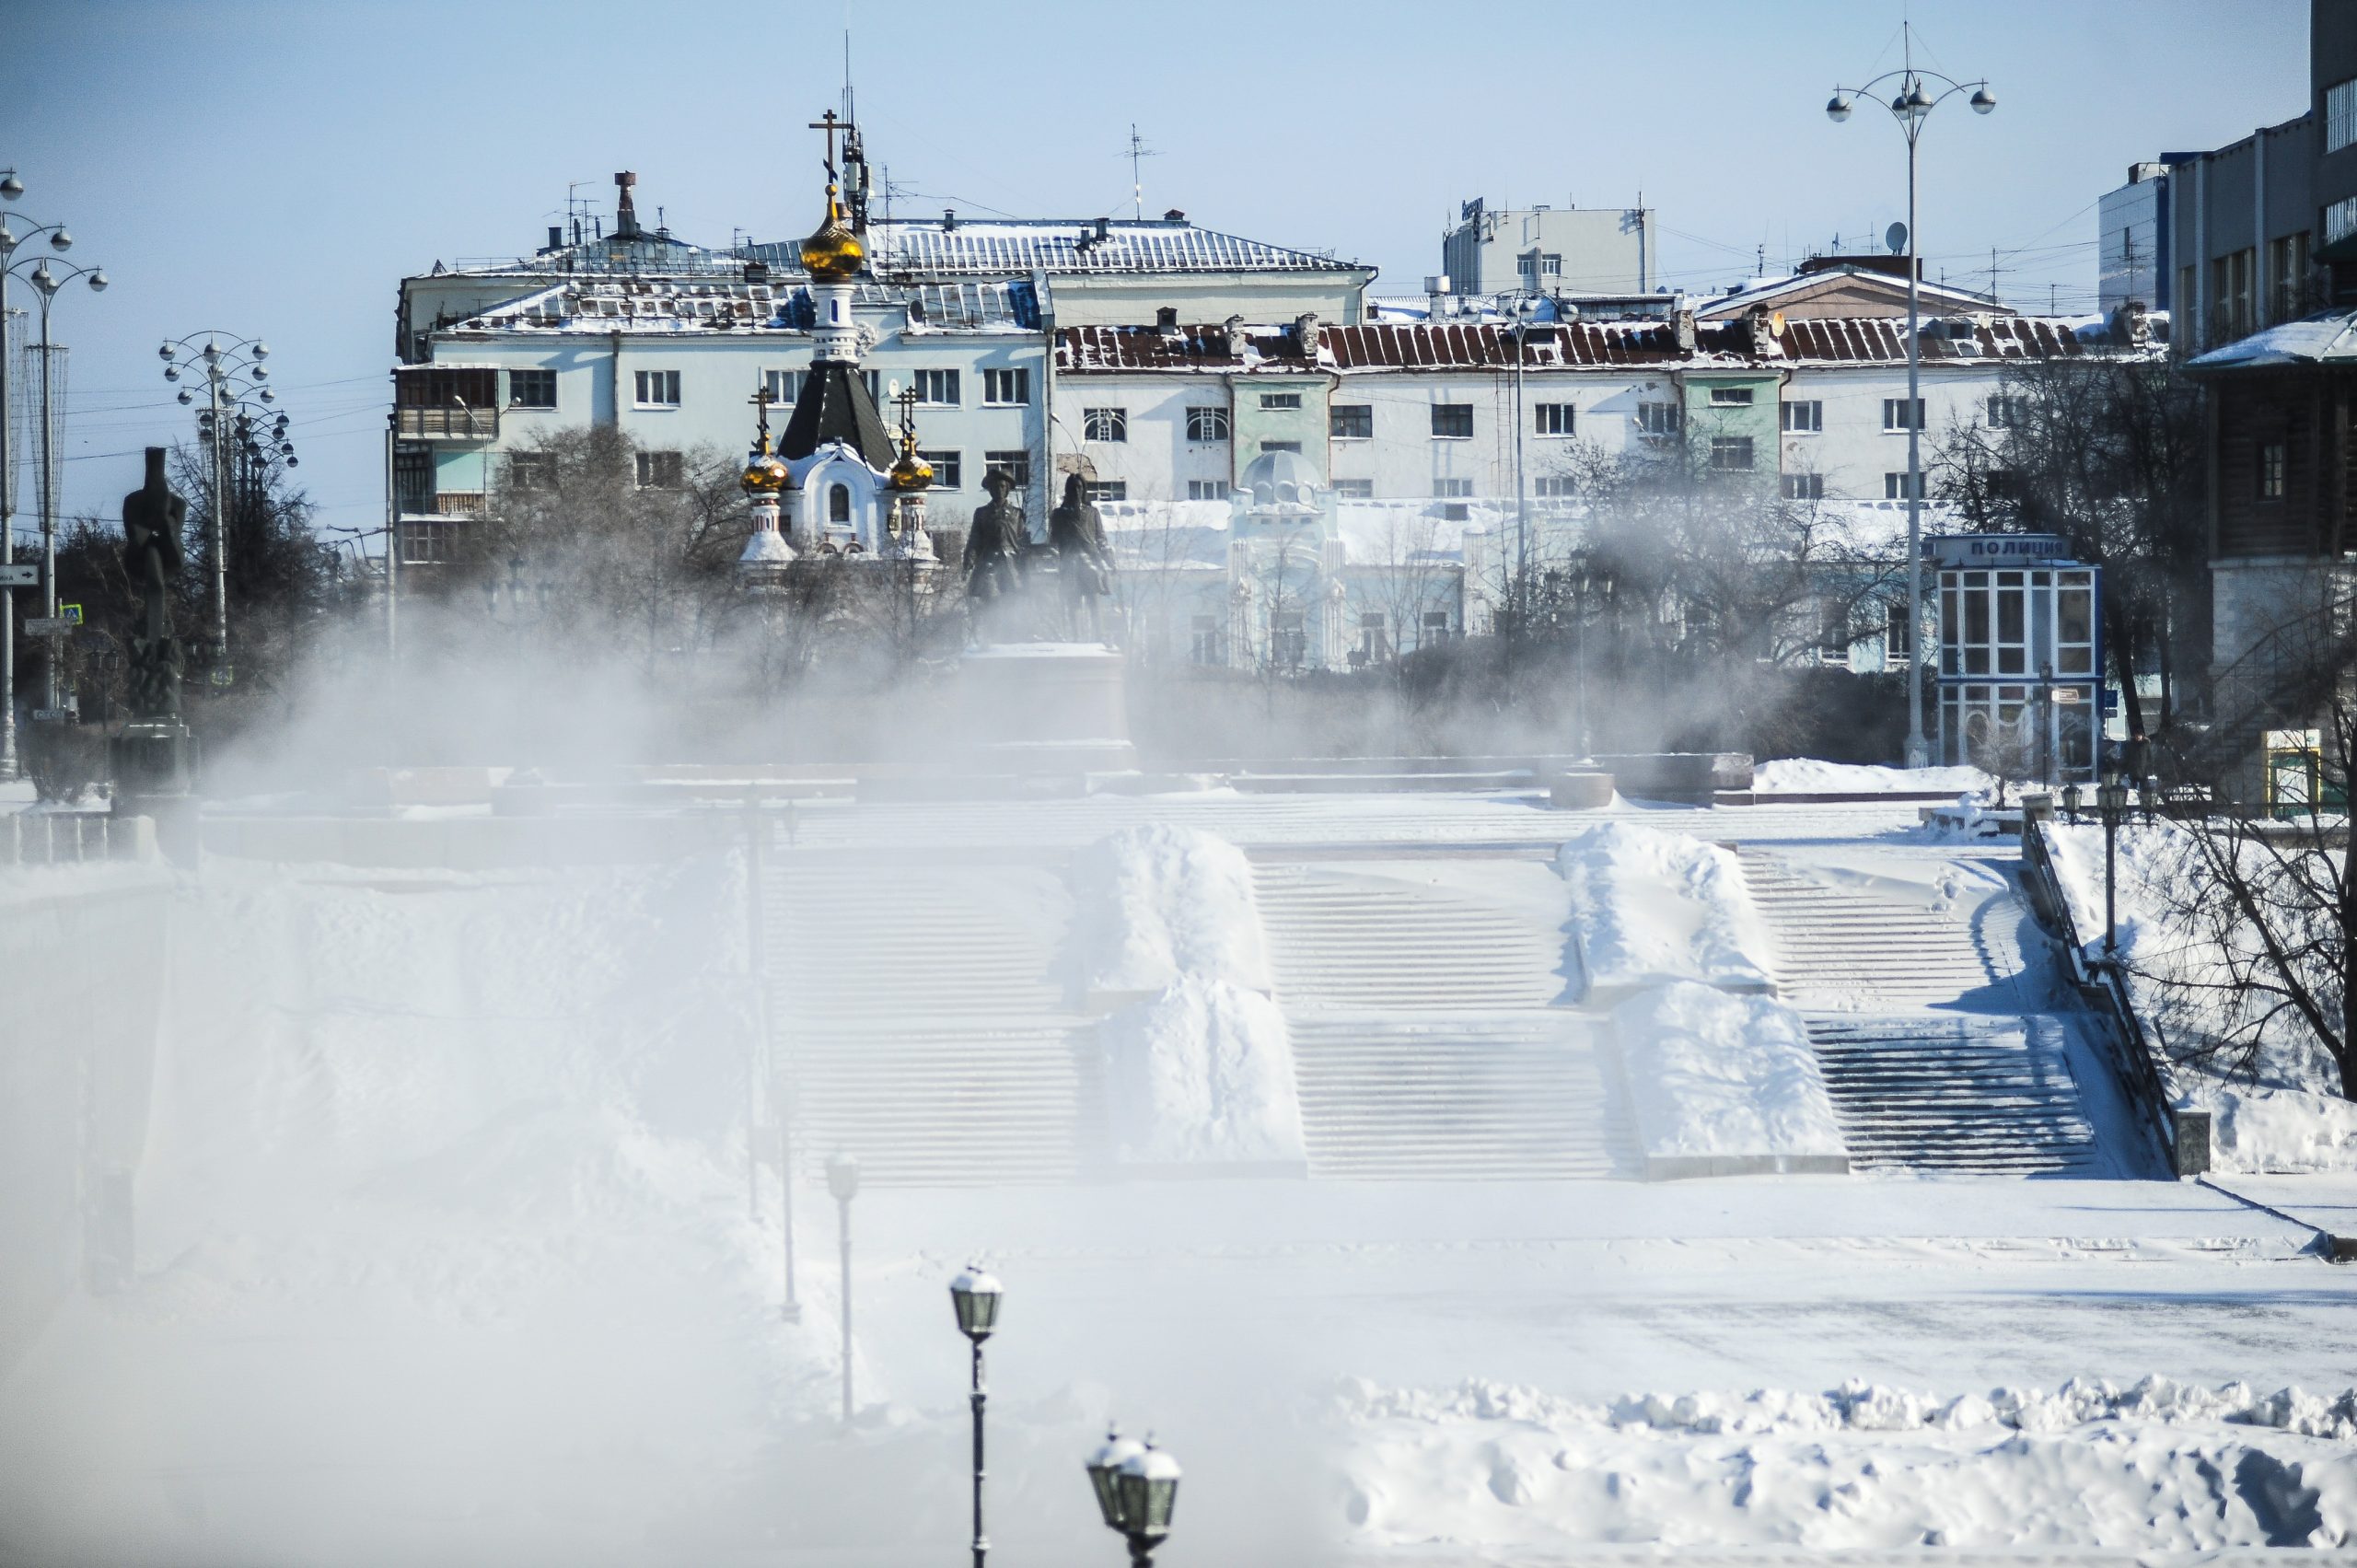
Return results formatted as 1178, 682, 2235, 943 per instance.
120, 447, 187, 719
962, 467, 1028, 633
1047, 472, 1113, 641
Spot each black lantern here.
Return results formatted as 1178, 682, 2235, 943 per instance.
1116, 1443, 1182, 1554
949, 1264, 1002, 1342
1086, 1426, 1144, 1531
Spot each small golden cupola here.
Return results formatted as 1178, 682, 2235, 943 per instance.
888, 383, 932, 491
800, 182, 865, 282
740, 390, 790, 494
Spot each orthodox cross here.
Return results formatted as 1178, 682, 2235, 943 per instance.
808, 110, 847, 180
893, 381, 921, 447
749, 381, 776, 445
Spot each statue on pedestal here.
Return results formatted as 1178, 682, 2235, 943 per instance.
962, 467, 1028, 641
1047, 472, 1113, 642
120, 447, 187, 719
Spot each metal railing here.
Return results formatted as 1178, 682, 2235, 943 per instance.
395, 404, 500, 441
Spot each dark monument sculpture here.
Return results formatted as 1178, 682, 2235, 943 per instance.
1046, 472, 1113, 642
110, 447, 198, 804
961, 467, 1028, 640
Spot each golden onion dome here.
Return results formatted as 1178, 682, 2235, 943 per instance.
888, 446, 934, 492
742, 453, 789, 494
800, 184, 865, 282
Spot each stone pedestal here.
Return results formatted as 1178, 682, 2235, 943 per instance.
110, 719, 200, 864
959, 643, 1136, 772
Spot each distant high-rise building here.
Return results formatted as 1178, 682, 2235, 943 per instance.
2097, 160, 2185, 315
1440, 200, 1653, 298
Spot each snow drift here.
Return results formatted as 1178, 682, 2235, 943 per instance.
1612, 982, 1847, 1176
1555, 823, 1774, 1001
1072, 825, 1271, 1000
1098, 976, 1306, 1168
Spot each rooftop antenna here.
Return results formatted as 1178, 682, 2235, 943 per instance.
1125, 123, 1160, 220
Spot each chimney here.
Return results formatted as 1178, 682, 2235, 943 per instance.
1223, 313, 1247, 354
1424, 273, 1452, 319
1743, 303, 1781, 357
943, 208, 958, 232
1672, 305, 1697, 355
1163, 208, 1186, 221
1295, 312, 1320, 357
547, 225, 563, 251
1097, 217, 1110, 242
613, 171, 641, 240
1155, 305, 1180, 333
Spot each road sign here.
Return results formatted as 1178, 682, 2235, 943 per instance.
210, 667, 236, 688
24, 617, 76, 635
31, 707, 76, 723
2051, 687, 2084, 705
58, 602, 81, 623
0, 564, 35, 588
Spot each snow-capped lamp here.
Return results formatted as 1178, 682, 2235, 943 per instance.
947, 1263, 1001, 1342
1115, 1441, 1182, 1562
1085, 1426, 1144, 1530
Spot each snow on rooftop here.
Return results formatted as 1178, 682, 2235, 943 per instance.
2188, 308, 2357, 370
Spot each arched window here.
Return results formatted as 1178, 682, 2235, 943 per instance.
829, 483, 852, 523
830, 298, 842, 322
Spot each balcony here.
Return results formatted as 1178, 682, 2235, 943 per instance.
395, 404, 501, 441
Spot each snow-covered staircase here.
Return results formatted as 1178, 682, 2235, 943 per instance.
1254, 864, 1566, 1010
763, 850, 1096, 1187
1805, 1016, 2099, 1173
1287, 1014, 1626, 1179
1738, 849, 2018, 1008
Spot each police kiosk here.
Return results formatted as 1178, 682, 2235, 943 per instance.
1930, 534, 2103, 784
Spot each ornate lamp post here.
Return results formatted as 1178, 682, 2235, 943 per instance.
0, 198, 99, 765
2097, 768, 2131, 964
948, 1265, 1004, 1568
159, 332, 274, 688
1827, 24, 1994, 768
1086, 1428, 1181, 1567
826, 1151, 861, 1424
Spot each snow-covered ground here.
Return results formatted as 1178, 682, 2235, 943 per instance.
1752, 759, 1993, 796
3, 788, 2354, 1562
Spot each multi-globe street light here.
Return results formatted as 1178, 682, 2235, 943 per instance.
826, 1150, 861, 1425
1826, 25, 1995, 769
159, 331, 277, 687
0, 175, 103, 773
1086, 1426, 1182, 1567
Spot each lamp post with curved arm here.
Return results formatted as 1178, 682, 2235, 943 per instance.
0, 182, 83, 776
1827, 24, 1995, 769
10, 226, 106, 725
159, 332, 273, 687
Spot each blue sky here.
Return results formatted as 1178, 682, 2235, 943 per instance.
2, 0, 2309, 545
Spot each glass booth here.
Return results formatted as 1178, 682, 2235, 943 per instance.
1931, 536, 2103, 784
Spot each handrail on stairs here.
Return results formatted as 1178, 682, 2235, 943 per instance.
2016, 820, 2208, 1177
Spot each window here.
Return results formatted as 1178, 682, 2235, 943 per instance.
1434, 478, 1474, 497
981, 367, 1029, 405
829, 483, 851, 523
2330, 196, 2357, 247
2258, 440, 2287, 500
1636, 401, 1680, 436
2330, 76, 2357, 153
508, 369, 556, 409
1541, 253, 1562, 277
1187, 480, 1228, 501
984, 449, 1032, 490
1272, 610, 1306, 667
1435, 476, 1471, 521
1709, 386, 1754, 406
1534, 475, 1578, 498
1882, 397, 1926, 431
506, 452, 557, 491
1260, 439, 1301, 454
921, 450, 961, 489
2270, 232, 2311, 321
1518, 251, 1539, 284
1330, 478, 1374, 498
633, 369, 680, 407
1885, 470, 1926, 500
1190, 614, 1222, 665
1534, 402, 1574, 436
913, 368, 959, 406
1186, 406, 1230, 442
1709, 436, 1754, 471
1358, 611, 1391, 661
2212, 249, 2257, 340
1782, 400, 1822, 433
1422, 610, 1451, 645
1986, 395, 2029, 429
636, 450, 683, 487
864, 369, 882, 404
762, 369, 799, 408
1260, 391, 1302, 411
1782, 472, 1825, 500
1330, 404, 1373, 439
392, 447, 432, 514
1430, 403, 1473, 438
399, 517, 457, 565
1084, 481, 1127, 503
1084, 407, 1127, 443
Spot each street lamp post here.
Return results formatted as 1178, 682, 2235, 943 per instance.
1828, 24, 1995, 769
2097, 768, 2130, 964
948, 1265, 1004, 1568
158, 332, 274, 688
25, 255, 108, 716
1086, 1430, 1181, 1568
826, 1151, 860, 1425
